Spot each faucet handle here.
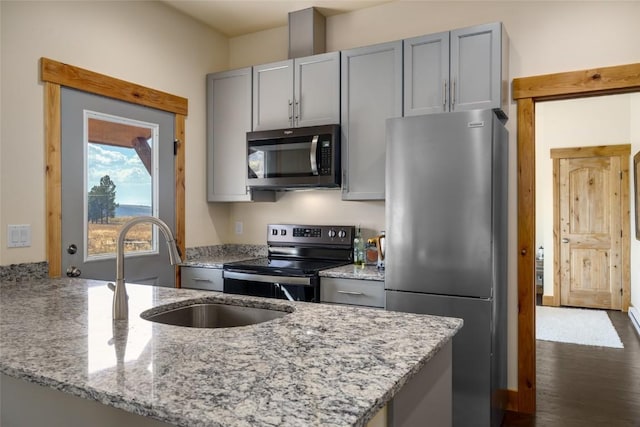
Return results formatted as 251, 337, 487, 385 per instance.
107, 282, 129, 300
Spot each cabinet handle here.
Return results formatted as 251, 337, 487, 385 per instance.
337, 290, 364, 296
288, 99, 293, 126
342, 170, 347, 192
193, 277, 212, 282
452, 79, 456, 110
443, 80, 448, 111
295, 99, 300, 127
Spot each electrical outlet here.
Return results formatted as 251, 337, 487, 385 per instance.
235, 221, 243, 235
7, 224, 31, 248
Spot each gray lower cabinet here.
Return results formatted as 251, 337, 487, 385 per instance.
181, 267, 223, 291
253, 52, 340, 131
321, 277, 385, 308
341, 41, 403, 201
206, 68, 274, 202
404, 22, 509, 118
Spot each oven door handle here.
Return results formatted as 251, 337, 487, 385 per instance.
223, 271, 312, 286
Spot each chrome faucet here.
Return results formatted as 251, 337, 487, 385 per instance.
111, 216, 182, 320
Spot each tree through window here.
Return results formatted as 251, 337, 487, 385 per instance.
85, 112, 157, 258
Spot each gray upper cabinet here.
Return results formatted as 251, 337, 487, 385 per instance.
404, 31, 450, 116
253, 51, 340, 131
405, 22, 508, 118
253, 60, 293, 131
206, 68, 273, 202
341, 41, 403, 201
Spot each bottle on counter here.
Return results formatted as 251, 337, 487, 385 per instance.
366, 238, 379, 265
353, 226, 365, 267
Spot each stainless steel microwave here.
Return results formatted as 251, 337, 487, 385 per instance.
247, 124, 341, 189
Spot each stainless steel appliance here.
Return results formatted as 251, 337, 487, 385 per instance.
385, 109, 508, 427
223, 224, 354, 302
247, 124, 341, 189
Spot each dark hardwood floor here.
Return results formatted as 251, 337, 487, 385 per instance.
503, 309, 640, 427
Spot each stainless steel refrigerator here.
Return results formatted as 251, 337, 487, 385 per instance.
385, 109, 508, 427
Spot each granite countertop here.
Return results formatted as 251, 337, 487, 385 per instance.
319, 265, 385, 282
181, 245, 386, 282
0, 278, 461, 427
180, 244, 266, 269
180, 254, 259, 269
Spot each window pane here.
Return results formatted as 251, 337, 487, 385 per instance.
85, 114, 157, 259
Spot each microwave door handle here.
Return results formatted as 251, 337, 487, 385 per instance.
310, 135, 319, 175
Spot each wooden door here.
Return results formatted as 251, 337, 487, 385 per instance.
553, 146, 630, 310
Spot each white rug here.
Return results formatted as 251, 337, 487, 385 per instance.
536, 306, 624, 348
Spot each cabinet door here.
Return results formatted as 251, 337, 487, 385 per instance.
341, 41, 403, 201
207, 68, 252, 202
294, 51, 340, 128
404, 32, 450, 116
253, 60, 294, 131
450, 22, 503, 112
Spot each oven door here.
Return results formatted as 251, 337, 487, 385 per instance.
223, 271, 320, 302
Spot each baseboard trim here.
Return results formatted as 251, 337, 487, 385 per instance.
629, 306, 640, 338
542, 295, 555, 306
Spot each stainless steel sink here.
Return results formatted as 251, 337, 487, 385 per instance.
141, 303, 290, 328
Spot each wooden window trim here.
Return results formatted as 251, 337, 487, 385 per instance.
41, 58, 188, 286
511, 62, 640, 414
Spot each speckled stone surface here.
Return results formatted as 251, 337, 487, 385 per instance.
0, 278, 461, 427
320, 264, 385, 282
0, 261, 49, 282
182, 244, 267, 269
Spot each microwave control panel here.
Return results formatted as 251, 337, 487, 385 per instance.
320, 140, 332, 175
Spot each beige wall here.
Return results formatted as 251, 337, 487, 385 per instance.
535, 95, 639, 310
0, 0, 230, 265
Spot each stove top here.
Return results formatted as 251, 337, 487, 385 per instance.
223, 224, 355, 277
223, 257, 350, 276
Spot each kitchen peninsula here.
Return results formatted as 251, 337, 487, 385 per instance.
0, 278, 461, 426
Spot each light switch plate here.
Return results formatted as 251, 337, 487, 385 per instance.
7, 224, 31, 248
235, 221, 243, 235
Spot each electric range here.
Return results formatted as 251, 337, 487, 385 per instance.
223, 224, 355, 302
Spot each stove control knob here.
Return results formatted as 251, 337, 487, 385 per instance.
280, 229, 287, 236
328, 229, 337, 238
338, 230, 347, 238
271, 229, 278, 235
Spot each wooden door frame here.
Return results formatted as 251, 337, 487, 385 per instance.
512, 62, 640, 413
549, 144, 631, 308
40, 58, 188, 286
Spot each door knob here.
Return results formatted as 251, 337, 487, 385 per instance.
66, 266, 81, 277
562, 238, 569, 243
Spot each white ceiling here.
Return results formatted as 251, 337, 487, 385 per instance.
161, 0, 393, 37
